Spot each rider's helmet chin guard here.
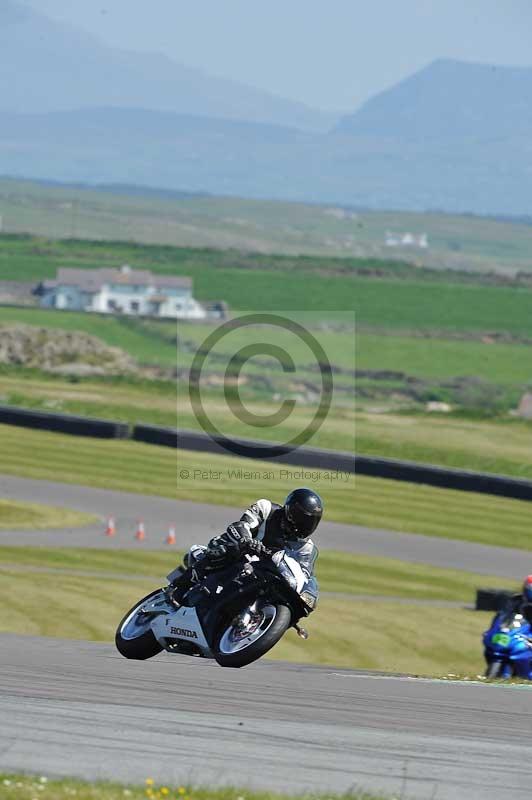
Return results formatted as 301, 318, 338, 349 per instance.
522, 575, 532, 603
283, 487, 323, 540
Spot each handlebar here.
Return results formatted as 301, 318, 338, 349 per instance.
205, 538, 273, 564
240, 539, 273, 558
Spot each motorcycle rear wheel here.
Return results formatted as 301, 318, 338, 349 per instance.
214, 602, 292, 668
115, 589, 164, 660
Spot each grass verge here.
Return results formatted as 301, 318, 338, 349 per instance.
0, 547, 517, 602
0, 500, 96, 530
276, 598, 493, 676
0, 424, 531, 550
0, 565, 496, 676
0, 775, 390, 800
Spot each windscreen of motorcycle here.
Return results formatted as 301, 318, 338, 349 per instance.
272, 550, 308, 593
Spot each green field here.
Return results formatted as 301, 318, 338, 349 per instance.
2, 233, 532, 430
3, 306, 531, 386
3, 234, 532, 334
1, 301, 531, 425
2, 176, 532, 275
1, 424, 531, 550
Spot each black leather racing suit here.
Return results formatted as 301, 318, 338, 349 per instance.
179, 498, 318, 589
207, 498, 318, 578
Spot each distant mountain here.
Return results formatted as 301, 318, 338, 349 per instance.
336, 58, 532, 140
3, 44, 532, 215
0, 108, 313, 197
0, 0, 336, 132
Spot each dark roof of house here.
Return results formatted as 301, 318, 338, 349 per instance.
54, 267, 192, 291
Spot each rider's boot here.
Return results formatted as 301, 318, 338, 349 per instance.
166, 545, 209, 605
170, 566, 195, 605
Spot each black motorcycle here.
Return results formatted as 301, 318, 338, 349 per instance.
115, 542, 319, 668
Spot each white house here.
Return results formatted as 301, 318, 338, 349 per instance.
37, 265, 207, 319
385, 231, 429, 249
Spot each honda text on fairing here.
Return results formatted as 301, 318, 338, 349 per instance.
115, 539, 318, 668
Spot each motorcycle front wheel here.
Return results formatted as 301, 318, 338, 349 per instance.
485, 660, 506, 679
115, 589, 165, 660
214, 601, 292, 668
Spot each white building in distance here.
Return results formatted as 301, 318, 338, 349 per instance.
385, 231, 428, 249
37, 265, 207, 319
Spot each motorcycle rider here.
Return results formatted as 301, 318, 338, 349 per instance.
503, 575, 532, 621
171, 487, 323, 603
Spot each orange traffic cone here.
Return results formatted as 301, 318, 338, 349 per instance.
135, 520, 146, 542
105, 515, 116, 537
165, 525, 176, 545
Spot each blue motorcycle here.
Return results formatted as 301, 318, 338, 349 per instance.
483, 606, 532, 679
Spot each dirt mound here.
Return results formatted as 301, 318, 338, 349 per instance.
0, 324, 137, 375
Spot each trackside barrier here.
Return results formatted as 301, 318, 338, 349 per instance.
0, 404, 129, 439
353, 455, 532, 502
133, 424, 178, 448
1, 408, 530, 503
132, 424, 532, 503
476, 588, 514, 612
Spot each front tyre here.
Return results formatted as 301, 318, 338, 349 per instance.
214, 602, 292, 668
485, 660, 505, 679
115, 590, 164, 660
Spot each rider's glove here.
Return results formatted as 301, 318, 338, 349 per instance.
242, 538, 266, 556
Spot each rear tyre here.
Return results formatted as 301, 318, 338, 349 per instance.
485, 660, 504, 679
214, 602, 292, 668
115, 590, 164, 660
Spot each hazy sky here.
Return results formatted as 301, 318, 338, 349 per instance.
26, 0, 532, 111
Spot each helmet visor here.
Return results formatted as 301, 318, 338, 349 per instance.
285, 506, 320, 538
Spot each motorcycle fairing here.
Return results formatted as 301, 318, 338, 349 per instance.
483, 611, 532, 679
151, 605, 212, 656
272, 551, 307, 592
149, 550, 319, 658
272, 549, 319, 611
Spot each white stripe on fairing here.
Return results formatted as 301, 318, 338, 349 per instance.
283, 555, 307, 593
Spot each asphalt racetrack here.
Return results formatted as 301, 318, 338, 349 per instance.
2, 474, 532, 799
1, 634, 531, 800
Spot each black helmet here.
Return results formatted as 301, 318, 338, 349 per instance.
283, 488, 323, 539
